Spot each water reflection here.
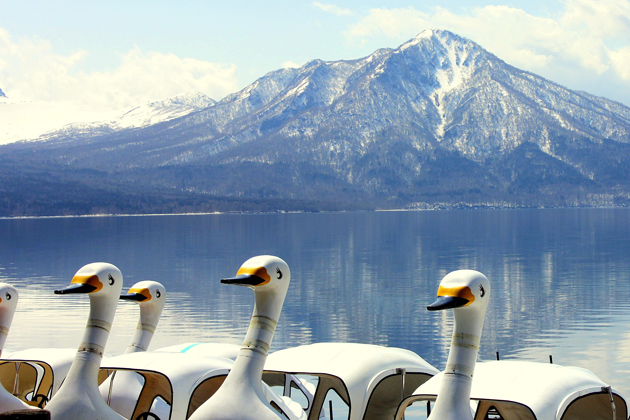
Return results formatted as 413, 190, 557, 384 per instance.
1, 209, 630, 394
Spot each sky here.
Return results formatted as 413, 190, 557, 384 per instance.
1, 0, 630, 111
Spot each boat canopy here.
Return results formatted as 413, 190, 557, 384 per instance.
264, 342, 438, 420
100, 351, 306, 420
100, 351, 233, 420
395, 360, 627, 420
0, 348, 78, 407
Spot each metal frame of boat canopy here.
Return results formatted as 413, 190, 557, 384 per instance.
263, 342, 439, 420
394, 360, 628, 420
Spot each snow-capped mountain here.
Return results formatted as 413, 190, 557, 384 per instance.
0, 91, 215, 145
2, 30, 630, 215
188, 28, 629, 163
35, 29, 628, 168
0, 88, 6, 98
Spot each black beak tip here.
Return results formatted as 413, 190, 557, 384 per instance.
120, 293, 146, 301
221, 274, 266, 286
427, 296, 470, 311
54, 283, 97, 295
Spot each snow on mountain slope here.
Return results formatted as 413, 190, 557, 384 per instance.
0, 97, 115, 145
0, 91, 215, 145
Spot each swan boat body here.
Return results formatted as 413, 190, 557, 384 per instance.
263, 342, 439, 420
98, 351, 306, 420
396, 360, 627, 420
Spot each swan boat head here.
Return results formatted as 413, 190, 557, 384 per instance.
221, 255, 291, 329
120, 280, 166, 306
54, 262, 124, 354
55, 262, 123, 298
428, 269, 490, 315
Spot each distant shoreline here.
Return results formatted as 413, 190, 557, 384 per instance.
1, 205, 627, 220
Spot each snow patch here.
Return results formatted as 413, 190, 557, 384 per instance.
0, 91, 215, 145
286, 79, 310, 97
432, 39, 469, 139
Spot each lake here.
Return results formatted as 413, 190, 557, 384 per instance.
1, 209, 630, 396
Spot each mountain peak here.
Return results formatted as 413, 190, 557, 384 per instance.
401, 29, 479, 52
154, 91, 216, 109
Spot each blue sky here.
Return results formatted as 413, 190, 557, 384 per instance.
1, 1, 630, 110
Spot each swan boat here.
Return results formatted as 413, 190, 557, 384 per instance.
263, 342, 439, 420
395, 360, 627, 420
393, 269, 627, 420
0, 280, 166, 409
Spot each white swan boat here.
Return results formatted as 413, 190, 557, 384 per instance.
0, 280, 167, 410
396, 360, 627, 420
394, 269, 627, 420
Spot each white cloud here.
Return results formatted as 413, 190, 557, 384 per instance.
609, 46, 630, 80
346, 7, 429, 39
282, 61, 302, 69
344, 1, 630, 102
561, 0, 630, 37
0, 28, 239, 111
313, 2, 353, 17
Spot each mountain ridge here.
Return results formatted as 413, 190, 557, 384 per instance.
2, 29, 630, 216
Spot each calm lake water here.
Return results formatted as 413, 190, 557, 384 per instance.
1, 209, 630, 395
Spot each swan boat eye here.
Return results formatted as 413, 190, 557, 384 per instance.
479, 284, 485, 297
108, 274, 115, 285
5, 293, 11, 300
276, 267, 283, 279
